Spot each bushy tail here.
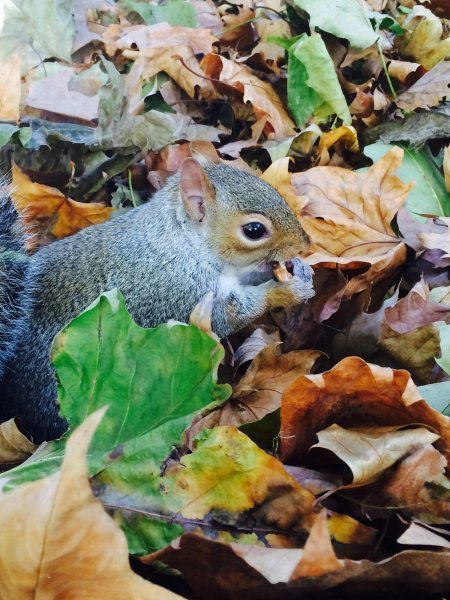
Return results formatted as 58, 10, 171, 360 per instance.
0, 192, 30, 379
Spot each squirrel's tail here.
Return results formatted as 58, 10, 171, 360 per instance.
0, 186, 30, 379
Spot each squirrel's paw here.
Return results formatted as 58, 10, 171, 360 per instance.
267, 258, 315, 308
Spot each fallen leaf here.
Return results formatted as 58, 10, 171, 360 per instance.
201, 53, 297, 138
280, 356, 450, 463
312, 423, 439, 486
186, 346, 320, 441
387, 59, 421, 83
0, 53, 21, 121
0, 409, 183, 599
0, 419, 37, 465
377, 444, 450, 523
291, 510, 341, 578
444, 144, 450, 192
395, 61, 450, 112
397, 5, 450, 69
291, 0, 378, 49
419, 217, 450, 257
397, 521, 450, 547
26, 65, 99, 122
234, 327, 280, 369
10, 164, 114, 246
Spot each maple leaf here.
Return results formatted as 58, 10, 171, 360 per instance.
10, 164, 114, 248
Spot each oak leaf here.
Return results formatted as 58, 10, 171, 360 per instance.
0, 409, 183, 600
280, 356, 450, 463
11, 163, 114, 247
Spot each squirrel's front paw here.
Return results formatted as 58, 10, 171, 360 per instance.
267, 258, 315, 309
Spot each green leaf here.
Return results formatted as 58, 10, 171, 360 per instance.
437, 322, 450, 382
1, 289, 230, 489
122, 0, 198, 27
0, 0, 75, 72
363, 143, 450, 218
279, 34, 351, 127
289, 0, 378, 49
419, 382, 450, 416
0, 123, 19, 148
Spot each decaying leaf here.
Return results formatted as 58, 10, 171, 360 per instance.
11, 163, 114, 247
280, 356, 450, 463
0, 419, 37, 465
0, 409, 183, 600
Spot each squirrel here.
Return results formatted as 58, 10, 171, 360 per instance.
0, 147, 314, 443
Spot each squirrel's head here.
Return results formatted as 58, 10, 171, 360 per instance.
179, 158, 310, 269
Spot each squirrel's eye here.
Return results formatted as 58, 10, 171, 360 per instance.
242, 222, 267, 240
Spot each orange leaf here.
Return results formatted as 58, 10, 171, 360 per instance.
280, 356, 450, 464
11, 164, 114, 247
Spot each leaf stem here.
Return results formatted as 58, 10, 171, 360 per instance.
377, 42, 397, 99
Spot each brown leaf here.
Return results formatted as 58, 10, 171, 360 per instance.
280, 356, 450, 464
201, 53, 297, 138
380, 280, 450, 382
291, 510, 341, 579
377, 444, 450, 523
395, 61, 450, 111
292, 146, 411, 264
0, 419, 37, 465
10, 163, 114, 247
397, 521, 450, 547
186, 346, 320, 441
148, 532, 450, 596
312, 423, 439, 486
0, 409, 183, 599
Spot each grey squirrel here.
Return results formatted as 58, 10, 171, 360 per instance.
0, 149, 314, 443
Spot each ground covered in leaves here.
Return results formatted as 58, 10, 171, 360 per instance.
0, 0, 450, 598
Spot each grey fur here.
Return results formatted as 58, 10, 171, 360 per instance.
1, 164, 313, 442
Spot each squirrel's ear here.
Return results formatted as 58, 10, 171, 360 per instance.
189, 141, 221, 165
179, 158, 216, 224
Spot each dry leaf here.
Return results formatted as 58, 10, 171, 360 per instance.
0, 419, 37, 465
377, 444, 450, 523
0, 53, 21, 121
186, 346, 320, 440
280, 356, 450, 463
291, 146, 411, 299
388, 59, 421, 83
380, 279, 450, 381
291, 510, 341, 579
444, 144, 450, 193
395, 61, 450, 111
201, 53, 297, 139
292, 147, 411, 263
11, 163, 114, 247
26, 66, 99, 122
397, 521, 450, 547
0, 409, 183, 599
312, 423, 439, 486
419, 216, 450, 257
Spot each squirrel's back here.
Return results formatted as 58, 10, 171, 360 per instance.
0, 191, 31, 379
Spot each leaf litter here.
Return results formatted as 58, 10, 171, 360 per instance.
0, 0, 450, 597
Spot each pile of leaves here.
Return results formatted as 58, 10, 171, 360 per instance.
1, 0, 450, 597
